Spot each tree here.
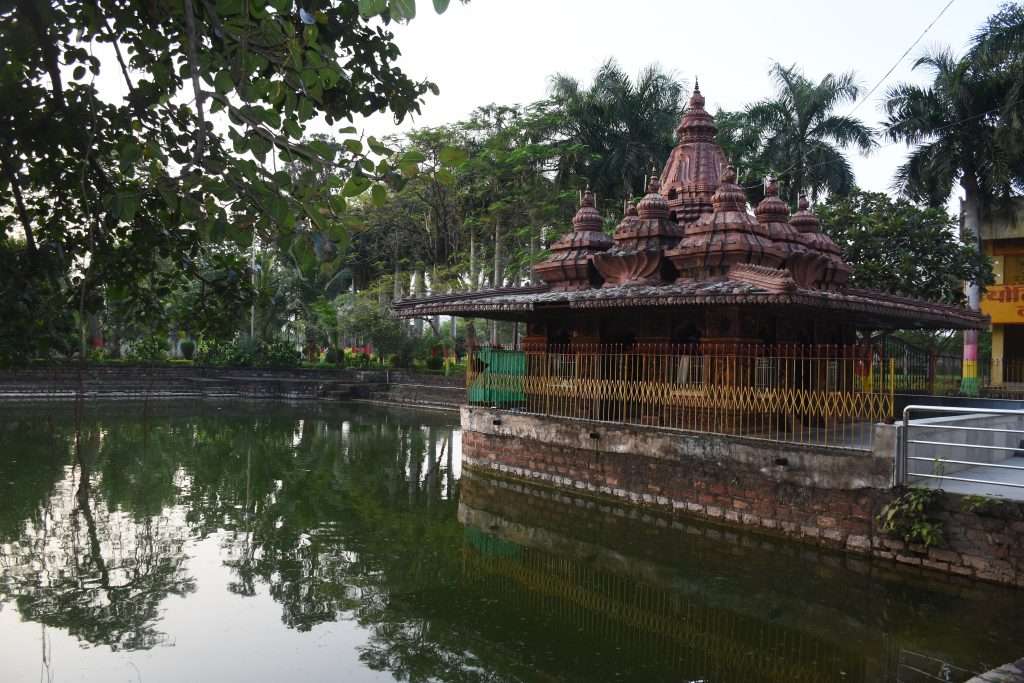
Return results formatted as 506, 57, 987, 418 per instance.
548, 59, 684, 208
0, 0, 449, 362
884, 45, 1022, 393
817, 190, 992, 304
744, 63, 875, 206
971, 2, 1024, 138
336, 293, 414, 362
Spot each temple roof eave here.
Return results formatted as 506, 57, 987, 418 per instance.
392, 284, 987, 330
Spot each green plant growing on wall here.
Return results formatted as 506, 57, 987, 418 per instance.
877, 488, 945, 548
960, 494, 1019, 518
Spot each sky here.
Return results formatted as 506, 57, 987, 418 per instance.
350, 0, 1005, 201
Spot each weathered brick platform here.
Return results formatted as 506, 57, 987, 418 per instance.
461, 406, 1024, 587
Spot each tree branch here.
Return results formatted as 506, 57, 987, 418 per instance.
202, 91, 321, 161
103, 15, 136, 95
17, 0, 65, 110
183, 0, 207, 164
0, 149, 38, 255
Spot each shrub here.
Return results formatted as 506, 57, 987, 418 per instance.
126, 336, 168, 362
324, 348, 344, 365
232, 336, 262, 366
195, 337, 300, 367
179, 339, 196, 360
195, 338, 233, 366
878, 488, 945, 548
425, 355, 444, 371
261, 340, 300, 367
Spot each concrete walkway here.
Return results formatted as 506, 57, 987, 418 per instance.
911, 456, 1024, 501
965, 659, 1024, 683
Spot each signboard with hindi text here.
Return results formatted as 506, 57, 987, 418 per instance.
981, 285, 1024, 324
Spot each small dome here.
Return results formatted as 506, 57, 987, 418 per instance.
789, 194, 822, 233
789, 193, 851, 290
710, 165, 748, 213
572, 188, 603, 231
533, 187, 612, 291
637, 176, 669, 219
754, 177, 790, 224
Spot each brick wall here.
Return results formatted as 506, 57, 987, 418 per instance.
462, 407, 1024, 588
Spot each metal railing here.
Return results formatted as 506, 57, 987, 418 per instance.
467, 343, 895, 449
897, 404, 1024, 495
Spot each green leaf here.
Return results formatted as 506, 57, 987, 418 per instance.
432, 0, 450, 12
181, 196, 203, 222
370, 184, 387, 207
358, 0, 387, 16
262, 108, 281, 128
156, 178, 179, 212
303, 202, 325, 232
435, 168, 456, 185
268, 194, 290, 226
120, 140, 142, 164
400, 149, 426, 163
438, 146, 467, 165
298, 96, 314, 121
343, 139, 363, 155
390, 0, 416, 20
284, 118, 302, 139
399, 161, 419, 178
307, 139, 336, 161
342, 175, 371, 197
214, 70, 234, 94
73, 65, 86, 80
216, 0, 245, 15
337, 126, 358, 134
112, 192, 141, 222
367, 136, 391, 155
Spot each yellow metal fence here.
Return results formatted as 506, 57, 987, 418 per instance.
467, 344, 895, 449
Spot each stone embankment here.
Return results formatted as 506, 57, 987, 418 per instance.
462, 406, 1024, 588
0, 365, 461, 406
357, 371, 463, 412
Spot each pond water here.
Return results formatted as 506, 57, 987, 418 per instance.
0, 401, 1017, 683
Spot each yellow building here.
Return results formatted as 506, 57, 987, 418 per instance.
979, 198, 1024, 386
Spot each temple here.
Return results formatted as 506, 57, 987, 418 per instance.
394, 84, 985, 347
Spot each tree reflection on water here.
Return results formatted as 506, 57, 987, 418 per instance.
0, 416, 195, 651
0, 402, 1020, 683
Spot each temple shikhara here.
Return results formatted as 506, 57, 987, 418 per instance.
396, 84, 983, 350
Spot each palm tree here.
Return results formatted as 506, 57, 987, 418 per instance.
745, 63, 875, 206
883, 47, 1016, 394
970, 2, 1024, 180
548, 59, 684, 207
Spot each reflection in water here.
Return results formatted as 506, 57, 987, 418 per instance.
0, 417, 195, 651
0, 402, 1018, 682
